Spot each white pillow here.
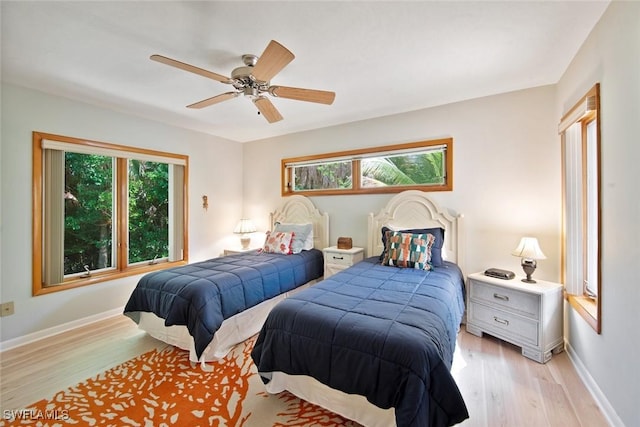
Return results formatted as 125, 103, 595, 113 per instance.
303, 228, 314, 250
273, 223, 313, 253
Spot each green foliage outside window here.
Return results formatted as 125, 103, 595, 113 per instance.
64, 153, 113, 275
291, 151, 444, 191
63, 154, 170, 275
128, 160, 169, 264
294, 161, 352, 191
362, 152, 444, 188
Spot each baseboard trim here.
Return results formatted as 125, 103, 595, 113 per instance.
565, 340, 624, 427
0, 307, 124, 352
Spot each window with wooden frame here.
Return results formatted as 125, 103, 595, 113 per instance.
558, 83, 601, 333
32, 132, 189, 295
282, 138, 452, 196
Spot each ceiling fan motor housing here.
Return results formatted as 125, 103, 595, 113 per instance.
232, 56, 269, 97
231, 65, 254, 81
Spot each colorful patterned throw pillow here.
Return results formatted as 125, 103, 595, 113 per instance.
380, 226, 445, 266
381, 231, 435, 270
261, 231, 295, 255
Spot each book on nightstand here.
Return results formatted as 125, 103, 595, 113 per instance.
483, 268, 515, 280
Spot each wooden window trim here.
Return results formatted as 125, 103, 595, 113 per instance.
567, 294, 599, 332
559, 83, 601, 333
32, 131, 189, 296
281, 138, 453, 196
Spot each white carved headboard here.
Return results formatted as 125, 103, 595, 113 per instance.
368, 190, 464, 274
270, 195, 329, 250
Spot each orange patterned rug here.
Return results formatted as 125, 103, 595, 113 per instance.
6, 337, 359, 426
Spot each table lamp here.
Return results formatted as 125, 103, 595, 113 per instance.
511, 237, 546, 283
234, 219, 257, 250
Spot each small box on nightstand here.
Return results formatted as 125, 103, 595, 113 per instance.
337, 237, 353, 249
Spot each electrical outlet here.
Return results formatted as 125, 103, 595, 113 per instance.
1, 301, 15, 317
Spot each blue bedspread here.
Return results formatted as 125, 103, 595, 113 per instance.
123, 249, 323, 359
251, 257, 469, 427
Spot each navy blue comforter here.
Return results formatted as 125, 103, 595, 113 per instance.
123, 249, 323, 359
251, 257, 469, 427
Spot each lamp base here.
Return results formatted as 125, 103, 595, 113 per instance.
240, 236, 251, 250
521, 258, 537, 283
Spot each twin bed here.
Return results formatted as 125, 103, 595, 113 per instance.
124, 195, 329, 362
124, 191, 469, 426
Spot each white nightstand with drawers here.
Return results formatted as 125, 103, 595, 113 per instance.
322, 246, 364, 279
466, 272, 564, 363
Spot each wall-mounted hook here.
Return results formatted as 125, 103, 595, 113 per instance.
202, 195, 208, 211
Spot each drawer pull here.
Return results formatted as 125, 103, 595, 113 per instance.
493, 293, 510, 301
332, 256, 344, 260
493, 316, 510, 326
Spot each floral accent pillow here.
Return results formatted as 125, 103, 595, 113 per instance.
261, 231, 295, 255
273, 222, 313, 253
381, 231, 435, 270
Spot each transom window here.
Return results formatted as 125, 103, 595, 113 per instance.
282, 138, 452, 196
32, 132, 188, 295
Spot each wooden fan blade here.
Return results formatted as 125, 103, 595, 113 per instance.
253, 97, 283, 123
270, 86, 335, 105
251, 40, 295, 82
187, 92, 238, 109
151, 54, 231, 83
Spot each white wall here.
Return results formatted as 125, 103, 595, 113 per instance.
244, 85, 561, 281
556, 2, 639, 426
0, 83, 244, 345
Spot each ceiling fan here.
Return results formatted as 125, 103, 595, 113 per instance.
151, 40, 335, 123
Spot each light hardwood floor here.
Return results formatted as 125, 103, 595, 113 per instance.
0, 316, 168, 412
0, 316, 609, 426
452, 330, 608, 427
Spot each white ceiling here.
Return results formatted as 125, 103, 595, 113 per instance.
1, 1, 610, 143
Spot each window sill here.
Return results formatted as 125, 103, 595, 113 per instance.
567, 293, 601, 333
33, 260, 187, 296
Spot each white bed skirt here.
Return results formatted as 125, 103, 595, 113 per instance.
136, 279, 319, 362
263, 371, 396, 427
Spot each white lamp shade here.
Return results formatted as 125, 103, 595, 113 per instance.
511, 237, 546, 260
233, 219, 257, 234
